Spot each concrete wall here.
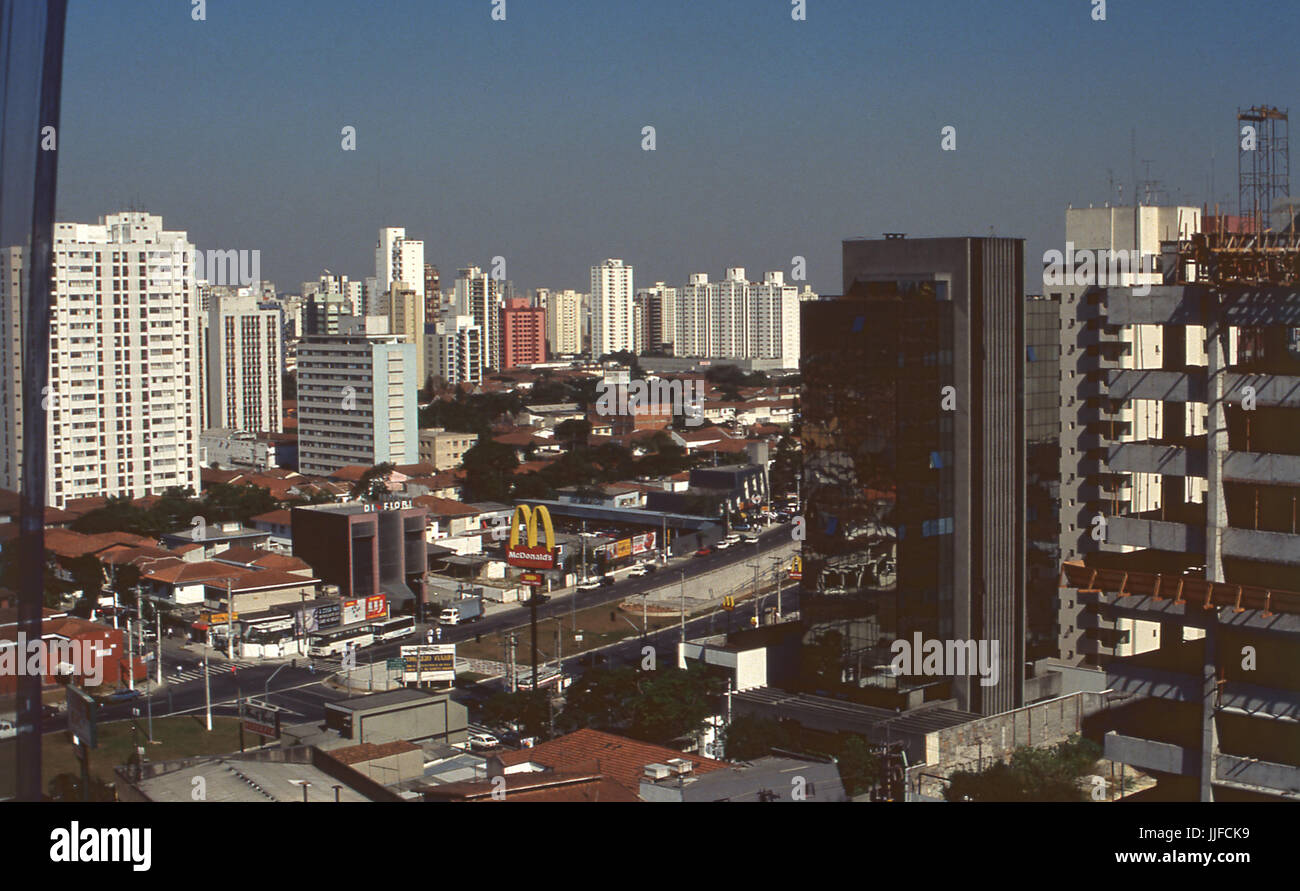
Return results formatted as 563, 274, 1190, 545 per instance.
908, 690, 1107, 799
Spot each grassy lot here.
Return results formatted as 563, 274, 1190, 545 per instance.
42, 715, 243, 791
456, 601, 684, 665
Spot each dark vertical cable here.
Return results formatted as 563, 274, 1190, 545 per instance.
16, 0, 67, 802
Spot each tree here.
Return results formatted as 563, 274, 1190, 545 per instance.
461, 441, 519, 503
555, 418, 591, 450
557, 666, 640, 735
627, 664, 723, 745
945, 736, 1100, 801
721, 715, 795, 761
282, 370, 297, 400
481, 689, 553, 740
837, 735, 880, 797
350, 463, 395, 500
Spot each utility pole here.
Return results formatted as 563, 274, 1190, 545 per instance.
226, 579, 234, 661
680, 571, 686, 644
530, 592, 539, 695
202, 643, 212, 731
126, 615, 135, 691
154, 600, 162, 685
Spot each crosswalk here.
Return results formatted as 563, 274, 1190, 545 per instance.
168, 659, 259, 684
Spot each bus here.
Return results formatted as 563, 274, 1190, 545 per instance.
370, 615, 416, 642
308, 625, 375, 657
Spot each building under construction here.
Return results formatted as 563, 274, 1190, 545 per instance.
1056, 106, 1300, 800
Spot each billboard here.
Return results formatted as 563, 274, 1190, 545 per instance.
631, 532, 656, 555
365, 595, 387, 620
342, 598, 366, 626
66, 684, 97, 749
506, 505, 556, 569
243, 702, 281, 738
401, 644, 455, 683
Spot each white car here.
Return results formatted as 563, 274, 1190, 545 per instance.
714, 540, 733, 550
468, 731, 500, 751
627, 564, 655, 578
577, 578, 601, 591
0, 720, 15, 740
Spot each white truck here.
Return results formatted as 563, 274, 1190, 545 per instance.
438, 595, 484, 626
0, 719, 16, 740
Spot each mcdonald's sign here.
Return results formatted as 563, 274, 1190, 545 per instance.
789, 555, 803, 580
506, 504, 557, 569
722, 596, 736, 611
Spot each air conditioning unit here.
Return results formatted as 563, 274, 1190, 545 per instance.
666, 757, 693, 776
644, 763, 673, 780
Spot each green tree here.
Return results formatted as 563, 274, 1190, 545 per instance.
945, 736, 1100, 801
461, 441, 519, 502
627, 664, 723, 746
837, 735, 881, 797
554, 418, 591, 450
721, 715, 795, 761
481, 689, 553, 740
350, 463, 395, 500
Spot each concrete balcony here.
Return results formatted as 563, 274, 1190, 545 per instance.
1216, 754, 1300, 796
1222, 527, 1300, 564
1106, 515, 1206, 553
1107, 368, 1300, 407
1105, 284, 1300, 328
1104, 731, 1196, 775
1108, 441, 1300, 485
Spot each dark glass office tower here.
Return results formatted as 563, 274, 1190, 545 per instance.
799, 235, 1024, 715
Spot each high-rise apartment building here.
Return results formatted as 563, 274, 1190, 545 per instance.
425, 313, 484, 387
296, 316, 419, 476
544, 289, 584, 356
636, 282, 677, 354
388, 282, 425, 385
0, 212, 202, 508
423, 264, 441, 323
591, 259, 634, 358
674, 268, 800, 367
499, 297, 546, 370
1055, 208, 1300, 801
206, 293, 283, 434
374, 227, 425, 311
454, 266, 501, 371
303, 291, 355, 336
799, 235, 1025, 716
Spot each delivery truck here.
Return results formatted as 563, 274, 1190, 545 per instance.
438, 595, 484, 625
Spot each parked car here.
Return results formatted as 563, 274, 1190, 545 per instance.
468, 731, 500, 751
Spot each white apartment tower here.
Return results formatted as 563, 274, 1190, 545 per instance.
454, 265, 500, 371
591, 258, 634, 358
296, 316, 419, 476
544, 289, 584, 356
425, 312, 484, 387
674, 268, 800, 367
636, 282, 677, 353
0, 212, 202, 507
206, 293, 283, 433
375, 227, 425, 306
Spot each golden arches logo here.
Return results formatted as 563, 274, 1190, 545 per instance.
507, 504, 556, 569
789, 555, 803, 579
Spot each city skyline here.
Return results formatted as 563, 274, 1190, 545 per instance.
54, 0, 1294, 296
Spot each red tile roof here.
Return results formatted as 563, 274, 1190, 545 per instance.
329, 740, 422, 765
422, 771, 639, 802
250, 509, 293, 527
495, 728, 727, 794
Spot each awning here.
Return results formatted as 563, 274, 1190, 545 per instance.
191, 622, 209, 631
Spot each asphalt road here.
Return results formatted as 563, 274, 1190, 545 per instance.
36, 523, 798, 733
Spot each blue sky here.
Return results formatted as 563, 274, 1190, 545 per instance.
55, 0, 1298, 295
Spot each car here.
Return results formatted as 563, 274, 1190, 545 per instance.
106, 688, 142, 703
41, 704, 61, 720
577, 578, 601, 591
628, 563, 656, 577
695, 547, 712, 557
0, 720, 15, 740
468, 731, 500, 751
599, 575, 616, 587
714, 540, 733, 550
733, 523, 752, 531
